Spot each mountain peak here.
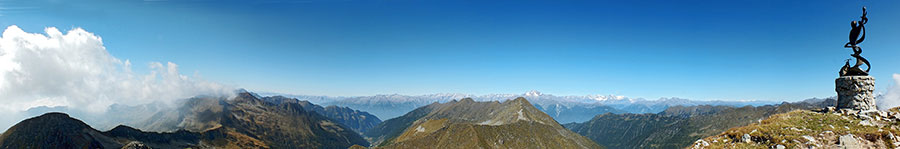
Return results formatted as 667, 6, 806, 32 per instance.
18, 112, 86, 128
525, 90, 542, 96
374, 96, 601, 148
512, 97, 532, 105
109, 125, 139, 132
236, 88, 250, 94
0, 112, 104, 148
459, 97, 475, 103
37, 112, 71, 118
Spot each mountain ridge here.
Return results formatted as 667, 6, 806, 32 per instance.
261, 95, 382, 134
564, 98, 835, 148
129, 92, 370, 148
366, 97, 603, 148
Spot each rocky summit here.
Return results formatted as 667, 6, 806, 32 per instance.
365, 97, 602, 149
0, 112, 112, 148
691, 107, 900, 148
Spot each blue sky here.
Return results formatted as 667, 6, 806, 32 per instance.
1, 0, 899, 101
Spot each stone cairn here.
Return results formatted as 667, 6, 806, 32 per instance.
835, 7, 877, 112
835, 76, 876, 111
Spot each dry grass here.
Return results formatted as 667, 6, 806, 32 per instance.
697, 110, 900, 148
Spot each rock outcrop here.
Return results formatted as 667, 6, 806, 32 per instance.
835, 76, 877, 111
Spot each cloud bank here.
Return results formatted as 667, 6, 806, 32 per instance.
878, 74, 900, 110
0, 25, 233, 130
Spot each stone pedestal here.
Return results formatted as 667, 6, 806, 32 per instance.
835, 76, 877, 111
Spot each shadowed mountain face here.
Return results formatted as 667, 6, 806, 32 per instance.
563, 98, 835, 149
365, 97, 603, 149
261, 96, 382, 134
0, 112, 204, 148
0, 113, 111, 148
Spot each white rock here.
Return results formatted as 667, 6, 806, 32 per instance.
839, 134, 861, 148
742, 134, 752, 143
692, 139, 709, 148
415, 125, 425, 133
517, 109, 528, 121
859, 120, 874, 126
802, 135, 815, 142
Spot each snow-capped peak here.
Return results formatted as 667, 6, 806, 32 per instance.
525, 90, 542, 96
589, 94, 629, 102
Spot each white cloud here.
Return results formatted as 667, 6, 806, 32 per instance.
0, 25, 234, 128
878, 74, 900, 110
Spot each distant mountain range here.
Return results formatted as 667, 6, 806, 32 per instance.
563, 97, 835, 148
262, 90, 779, 123
363, 97, 603, 148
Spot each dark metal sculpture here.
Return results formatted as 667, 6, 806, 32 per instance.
840, 7, 870, 76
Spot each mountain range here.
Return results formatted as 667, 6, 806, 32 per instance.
4, 91, 371, 148
260, 96, 383, 134
2, 92, 611, 149
134, 92, 370, 148
20, 92, 383, 135
263, 90, 778, 123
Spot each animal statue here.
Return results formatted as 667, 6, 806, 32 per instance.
840, 7, 870, 76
